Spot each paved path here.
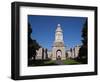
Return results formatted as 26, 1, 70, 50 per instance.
55, 60, 64, 65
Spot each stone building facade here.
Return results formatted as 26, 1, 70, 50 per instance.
66, 45, 81, 59
36, 48, 48, 60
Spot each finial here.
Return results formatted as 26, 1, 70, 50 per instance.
57, 24, 61, 27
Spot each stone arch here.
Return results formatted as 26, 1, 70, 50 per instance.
56, 49, 62, 60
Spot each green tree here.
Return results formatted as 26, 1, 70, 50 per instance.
28, 23, 41, 65
45, 48, 48, 59
78, 20, 88, 64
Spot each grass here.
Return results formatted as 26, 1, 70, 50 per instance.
44, 60, 56, 65
29, 60, 57, 66
29, 59, 81, 66
62, 59, 81, 65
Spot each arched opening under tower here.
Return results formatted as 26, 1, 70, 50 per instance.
56, 49, 62, 60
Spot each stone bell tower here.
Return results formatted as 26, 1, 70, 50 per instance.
52, 24, 66, 60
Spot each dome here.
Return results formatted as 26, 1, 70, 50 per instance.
56, 24, 62, 32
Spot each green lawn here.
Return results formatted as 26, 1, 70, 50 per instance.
29, 60, 57, 66
44, 60, 56, 65
29, 59, 81, 66
62, 59, 81, 65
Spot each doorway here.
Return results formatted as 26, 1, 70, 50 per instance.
56, 50, 62, 60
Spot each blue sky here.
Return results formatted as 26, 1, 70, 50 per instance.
28, 15, 87, 50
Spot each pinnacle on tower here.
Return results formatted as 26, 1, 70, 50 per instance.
56, 24, 62, 32
57, 24, 61, 27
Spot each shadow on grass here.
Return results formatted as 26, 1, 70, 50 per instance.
28, 59, 58, 67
